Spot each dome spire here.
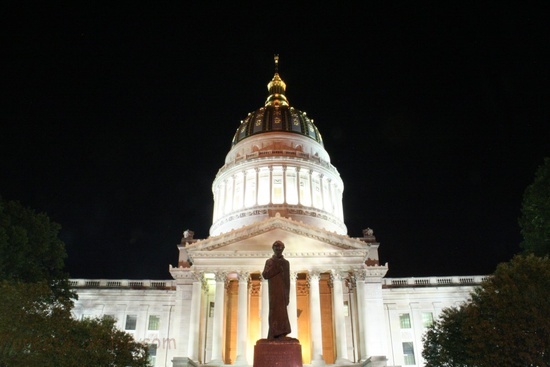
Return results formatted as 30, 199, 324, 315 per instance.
265, 54, 289, 107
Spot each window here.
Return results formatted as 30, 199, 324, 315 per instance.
399, 313, 411, 329
148, 344, 157, 366
422, 312, 433, 327
402, 342, 416, 365
148, 315, 160, 330
125, 315, 137, 330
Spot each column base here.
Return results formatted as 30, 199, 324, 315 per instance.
203, 359, 224, 366
361, 355, 388, 367
172, 357, 199, 367
253, 337, 303, 367
234, 354, 249, 366
334, 357, 353, 365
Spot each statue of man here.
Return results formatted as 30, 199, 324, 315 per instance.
262, 240, 291, 339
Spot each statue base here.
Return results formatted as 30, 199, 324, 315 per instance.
253, 337, 303, 367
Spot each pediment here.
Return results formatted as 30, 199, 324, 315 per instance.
187, 215, 369, 254
175, 216, 381, 275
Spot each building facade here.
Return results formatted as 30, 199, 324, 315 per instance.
72, 58, 485, 367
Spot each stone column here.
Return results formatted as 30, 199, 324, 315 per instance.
168, 269, 195, 366
331, 270, 350, 363
261, 275, 269, 338
308, 271, 325, 366
210, 271, 226, 364
187, 272, 203, 361
354, 271, 367, 360
347, 276, 361, 362
235, 271, 250, 365
362, 268, 389, 365
288, 271, 299, 338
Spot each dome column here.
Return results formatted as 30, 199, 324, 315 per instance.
241, 171, 248, 209
283, 165, 287, 204
269, 167, 273, 204
254, 168, 259, 207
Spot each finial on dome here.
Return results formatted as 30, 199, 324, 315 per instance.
266, 54, 288, 107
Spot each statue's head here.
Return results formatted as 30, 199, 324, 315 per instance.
272, 240, 285, 255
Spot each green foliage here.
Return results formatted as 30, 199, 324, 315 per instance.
422, 306, 473, 367
0, 281, 150, 367
519, 157, 550, 256
422, 254, 550, 367
0, 198, 72, 301
0, 198, 150, 367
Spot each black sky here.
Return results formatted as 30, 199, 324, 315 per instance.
2, 2, 549, 279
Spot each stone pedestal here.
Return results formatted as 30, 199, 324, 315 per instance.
253, 337, 303, 367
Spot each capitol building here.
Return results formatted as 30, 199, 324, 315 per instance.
71, 58, 485, 367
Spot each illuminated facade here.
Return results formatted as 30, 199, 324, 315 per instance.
72, 58, 484, 367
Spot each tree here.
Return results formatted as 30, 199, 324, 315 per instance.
0, 198, 72, 300
422, 254, 550, 367
519, 157, 550, 256
0, 198, 150, 366
0, 281, 150, 367
422, 306, 474, 367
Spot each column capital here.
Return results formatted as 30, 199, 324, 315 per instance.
191, 271, 204, 282
330, 269, 345, 282
307, 270, 321, 283
214, 271, 227, 282
237, 271, 250, 282
353, 269, 367, 282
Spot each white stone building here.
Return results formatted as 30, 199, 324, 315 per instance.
72, 58, 485, 367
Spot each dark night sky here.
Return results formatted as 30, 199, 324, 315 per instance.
2, 2, 549, 279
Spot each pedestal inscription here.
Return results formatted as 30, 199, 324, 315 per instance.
253, 338, 303, 367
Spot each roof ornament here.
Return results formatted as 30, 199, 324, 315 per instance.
266, 54, 288, 107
